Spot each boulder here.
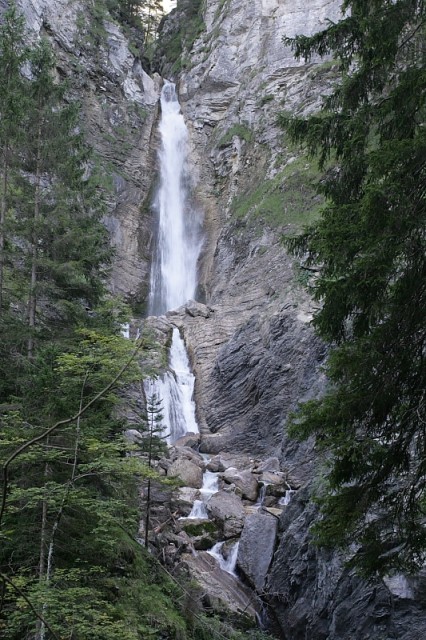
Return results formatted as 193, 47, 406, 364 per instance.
184, 301, 213, 318
173, 487, 200, 516
223, 467, 258, 501
206, 490, 245, 538
124, 428, 143, 444
174, 432, 201, 449
206, 453, 253, 473
169, 445, 204, 468
177, 519, 220, 551
254, 457, 281, 472
260, 471, 287, 486
179, 552, 258, 620
237, 513, 278, 592
167, 459, 203, 488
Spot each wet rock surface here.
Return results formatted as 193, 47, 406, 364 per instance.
168, 458, 203, 489
207, 491, 245, 539
222, 468, 259, 501
179, 551, 258, 620
238, 513, 278, 592
266, 486, 426, 640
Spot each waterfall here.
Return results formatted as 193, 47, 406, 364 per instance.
145, 327, 198, 442
149, 82, 202, 315
145, 82, 202, 443
180, 464, 219, 520
208, 541, 240, 576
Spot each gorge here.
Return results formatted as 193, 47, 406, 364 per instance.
0, 0, 425, 639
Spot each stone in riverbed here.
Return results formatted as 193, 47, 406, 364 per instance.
169, 445, 204, 467
167, 459, 203, 488
237, 513, 278, 592
254, 457, 281, 472
206, 490, 245, 538
174, 432, 201, 449
223, 467, 258, 501
206, 452, 253, 472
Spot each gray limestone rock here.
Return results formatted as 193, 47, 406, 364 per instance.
222, 467, 258, 502
179, 551, 258, 620
206, 491, 245, 538
169, 446, 204, 467
237, 513, 278, 592
184, 300, 213, 318
266, 486, 426, 639
254, 457, 281, 472
206, 453, 254, 473
167, 459, 203, 489
16, 0, 160, 305
173, 433, 201, 449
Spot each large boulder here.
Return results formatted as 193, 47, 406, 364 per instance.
179, 551, 258, 621
238, 513, 278, 592
223, 467, 258, 501
167, 459, 203, 488
174, 433, 201, 449
206, 452, 253, 472
169, 445, 204, 467
206, 491, 245, 538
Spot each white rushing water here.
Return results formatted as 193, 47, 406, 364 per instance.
146, 327, 198, 442
149, 82, 202, 315
208, 541, 240, 576
182, 467, 219, 520
145, 82, 202, 443
279, 489, 296, 506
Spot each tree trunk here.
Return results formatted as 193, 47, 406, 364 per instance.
0, 150, 8, 318
35, 450, 49, 640
144, 419, 154, 548
27, 119, 42, 359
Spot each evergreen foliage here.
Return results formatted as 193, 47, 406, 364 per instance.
281, 0, 426, 575
0, 5, 190, 638
0, 4, 272, 639
106, 0, 165, 42
132, 391, 168, 547
0, 5, 28, 317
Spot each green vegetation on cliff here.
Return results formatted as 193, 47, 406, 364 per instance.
282, 0, 426, 575
231, 154, 323, 229
154, 0, 205, 74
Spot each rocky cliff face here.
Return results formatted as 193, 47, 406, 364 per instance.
15, 0, 160, 306
155, 0, 426, 638
13, 0, 426, 637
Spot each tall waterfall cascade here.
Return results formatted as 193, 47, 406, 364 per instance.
145, 82, 202, 443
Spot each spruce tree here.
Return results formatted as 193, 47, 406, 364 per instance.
138, 392, 167, 547
281, 0, 426, 574
0, 4, 28, 316
16, 39, 111, 358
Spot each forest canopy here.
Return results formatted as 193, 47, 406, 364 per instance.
281, 0, 426, 575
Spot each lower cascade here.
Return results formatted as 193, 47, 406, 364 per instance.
144, 327, 199, 443
208, 541, 240, 576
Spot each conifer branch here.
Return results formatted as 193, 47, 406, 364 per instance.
0, 572, 60, 640
0, 337, 146, 531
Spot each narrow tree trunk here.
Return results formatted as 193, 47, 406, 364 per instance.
144, 416, 154, 548
144, 478, 151, 548
37, 373, 87, 640
35, 448, 49, 640
27, 120, 42, 359
0, 150, 8, 318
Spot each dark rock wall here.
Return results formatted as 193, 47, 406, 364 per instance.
267, 487, 426, 640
